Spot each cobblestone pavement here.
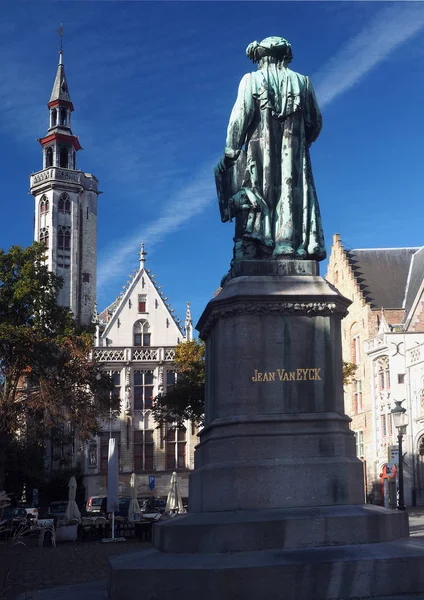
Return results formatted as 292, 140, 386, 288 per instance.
0, 536, 150, 600
4, 508, 424, 600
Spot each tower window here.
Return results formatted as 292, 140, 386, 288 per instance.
46, 147, 53, 168
51, 109, 57, 127
60, 108, 67, 126
58, 193, 71, 214
57, 226, 71, 250
82, 273, 90, 283
40, 195, 49, 214
39, 227, 49, 248
59, 146, 69, 168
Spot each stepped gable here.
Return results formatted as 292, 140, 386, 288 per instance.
346, 247, 418, 309
403, 246, 424, 319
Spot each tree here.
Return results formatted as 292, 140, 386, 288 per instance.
0, 243, 116, 491
152, 339, 205, 427
343, 361, 358, 386
152, 344, 359, 429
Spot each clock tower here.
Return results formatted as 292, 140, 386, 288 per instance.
30, 47, 99, 326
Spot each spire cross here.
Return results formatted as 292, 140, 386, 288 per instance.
139, 243, 147, 264
58, 23, 63, 53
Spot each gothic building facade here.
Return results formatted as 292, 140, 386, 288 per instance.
30, 49, 98, 326
84, 246, 196, 500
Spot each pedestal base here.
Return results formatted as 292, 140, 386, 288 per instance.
109, 536, 424, 600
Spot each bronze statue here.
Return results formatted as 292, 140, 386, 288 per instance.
215, 36, 326, 267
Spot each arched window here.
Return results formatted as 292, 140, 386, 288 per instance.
39, 227, 49, 248
46, 147, 53, 168
133, 321, 151, 347
376, 356, 390, 391
60, 108, 67, 126
59, 146, 68, 168
39, 195, 49, 214
51, 109, 57, 127
57, 225, 71, 250
58, 193, 71, 214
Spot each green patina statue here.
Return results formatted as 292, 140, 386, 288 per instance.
215, 36, 326, 267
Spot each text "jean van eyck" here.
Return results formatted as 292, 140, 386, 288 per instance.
251, 368, 322, 382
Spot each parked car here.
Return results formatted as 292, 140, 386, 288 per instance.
19, 505, 39, 522
100, 497, 134, 518
1, 507, 29, 527
48, 501, 68, 518
86, 496, 106, 515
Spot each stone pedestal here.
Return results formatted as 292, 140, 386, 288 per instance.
109, 261, 422, 600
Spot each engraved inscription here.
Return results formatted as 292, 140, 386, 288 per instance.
251, 368, 321, 382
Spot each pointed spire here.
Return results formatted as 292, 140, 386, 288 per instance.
139, 243, 147, 265
50, 26, 71, 104
378, 308, 390, 334
185, 302, 193, 340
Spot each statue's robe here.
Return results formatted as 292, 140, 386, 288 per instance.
224, 63, 326, 260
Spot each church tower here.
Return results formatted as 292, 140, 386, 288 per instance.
30, 46, 99, 326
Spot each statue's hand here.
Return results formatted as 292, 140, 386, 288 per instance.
215, 155, 235, 175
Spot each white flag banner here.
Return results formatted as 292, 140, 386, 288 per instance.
107, 438, 119, 513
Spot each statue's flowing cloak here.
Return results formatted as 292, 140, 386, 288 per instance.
224, 64, 326, 260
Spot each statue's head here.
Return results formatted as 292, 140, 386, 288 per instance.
246, 36, 293, 66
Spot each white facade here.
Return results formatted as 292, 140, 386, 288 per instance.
365, 327, 424, 505
82, 247, 196, 501
30, 51, 98, 326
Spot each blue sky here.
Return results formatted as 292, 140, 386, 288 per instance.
2, 2, 424, 328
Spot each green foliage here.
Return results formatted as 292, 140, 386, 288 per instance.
0, 243, 117, 489
343, 361, 358, 386
152, 339, 205, 427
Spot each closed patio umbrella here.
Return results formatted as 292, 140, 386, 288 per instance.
165, 471, 184, 514
128, 472, 140, 520
65, 476, 81, 520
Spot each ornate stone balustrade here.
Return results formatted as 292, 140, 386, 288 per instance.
406, 344, 424, 367
364, 334, 387, 354
93, 347, 175, 363
30, 167, 84, 187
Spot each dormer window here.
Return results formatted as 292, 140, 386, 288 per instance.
133, 320, 150, 347
138, 294, 147, 313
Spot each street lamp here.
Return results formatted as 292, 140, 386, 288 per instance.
391, 400, 409, 511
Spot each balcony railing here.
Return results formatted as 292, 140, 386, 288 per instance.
364, 334, 388, 354
93, 346, 175, 363
406, 344, 424, 367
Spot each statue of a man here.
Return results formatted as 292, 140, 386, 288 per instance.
215, 36, 326, 267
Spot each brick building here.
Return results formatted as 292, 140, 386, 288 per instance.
327, 234, 424, 504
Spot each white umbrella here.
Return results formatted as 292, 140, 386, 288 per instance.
65, 476, 81, 520
165, 471, 184, 514
128, 472, 140, 520
107, 438, 119, 515
102, 437, 125, 542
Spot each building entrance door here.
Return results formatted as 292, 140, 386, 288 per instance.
415, 436, 424, 505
